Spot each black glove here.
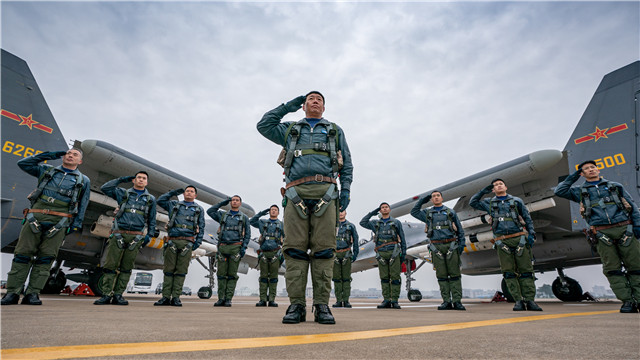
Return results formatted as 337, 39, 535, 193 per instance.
141, 235, 151, 248
458, 240, 465, 254
339, 190, 350, 212
633, 227, 640, 239
369, 208, 380, 216
123, 175, 136, 182
420, 195, 432, 205
351, 254, 357, 262
261, 208, 270, 216
220, 197, 231, 207
400, 254, 406, 263
284, 95, 306, 113
527, 233, 536, 247
175, 188, 185, 195
482, 184, 494, 193
41, 150, 68, 160
240, 248, 246, 258
192, 241, 201, 251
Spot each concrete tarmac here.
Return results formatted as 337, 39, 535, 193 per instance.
1, 294, 639, 359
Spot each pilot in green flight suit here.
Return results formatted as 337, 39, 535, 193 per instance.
332, 210, 359, 308
258, 91, 354, 325
555, 160, 640, 313
411, 191, 466, 310
154, 186, 205, 307
470, 179, 542, 312
94, 172, 157, 306
207, 196, 251, 307
249, 205, 284, 307
360, 202, 406, 309
1, 149, 90, 306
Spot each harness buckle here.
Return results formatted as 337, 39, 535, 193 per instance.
294, 150, 303, 157
294, 201, 308, 216
435, 225, 441, 230
314, 174, 324, 182
498, 217, 504, 222
130, 208, 137, 213
46, 196, 56, 204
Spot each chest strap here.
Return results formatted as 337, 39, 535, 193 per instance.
26, 209, 73, 218
167, 236, 195, 242
111, 229, 144, 236
286, 175, 336, 189
430, 237, 456, 244
591, 220, 632, 233
490, 231, 527, 244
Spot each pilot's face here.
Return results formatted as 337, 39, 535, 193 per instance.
492, 180, 507, 194
379, 204, 391, 216
230, 196, 242, 210
580, 163, 600, 180
269, 206, 279, 218
339, 211, 346, 222
431, 192, 443, 206
302, 93, 325, 118
184, 187, 197, 202
62, 149, 83, 168
133, 173, 148, 190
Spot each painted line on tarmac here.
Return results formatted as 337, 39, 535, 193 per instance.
1, 310, 618, 360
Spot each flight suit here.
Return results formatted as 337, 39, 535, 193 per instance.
333, 220, 359, 306
258, 101, 353, 323
98, 177, 157, 300
411, 201, 465, 307
249, 210, 284, 304
207, 200, 251, 304
470, 189, 536, 303
555, 172, 640, 310
2, 151, 90, 305
360, 213, 406, 305
157, 189, 205, 302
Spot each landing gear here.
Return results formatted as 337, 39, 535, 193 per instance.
552, 268, 584, 302
41, 260, 66, 294
196, 255, 216, 299
403, 259, 426, 302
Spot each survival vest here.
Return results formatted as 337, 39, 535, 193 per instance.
579, 180, 631, 222
28, 166, 84, 215
114, 190, 153, 229
489, 197, 524, 232
217, 211, 246, 238
374, 219, 399, 244
424, 207, 458, 238
167, 201, 201, 233
259, 220, 283, 244
278, 121, 343, 177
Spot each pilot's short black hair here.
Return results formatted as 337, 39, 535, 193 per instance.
231, 195, 242, 202
70, 148, 83, 157
491, 178, 506, 186
270, 204, 279, 211
185, 185, 197, 194
430, 190, 442, 197
379, 202, 390, 209
578, 160, 597, 171
135, 171, 149, 179
306, 91, 325, 103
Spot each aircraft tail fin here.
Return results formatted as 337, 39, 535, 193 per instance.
1, 49, 68, 250
563, 61, 639, 199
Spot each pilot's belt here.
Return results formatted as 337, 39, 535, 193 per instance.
167, 236, 195, 242
430, 237, 456, 244
336, 247, 352, 253
375, 241, 398, 251
111, 229, 144, 236
220, 241, 243, 246
286, 175, 337, 189
25, 209, 73, 218
490, 231, 527, 244
591, 220, 632, 233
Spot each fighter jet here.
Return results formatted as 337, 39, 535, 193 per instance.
354, 60, 639, 302
0, 49, 258, 298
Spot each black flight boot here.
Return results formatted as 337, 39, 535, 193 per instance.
332, 301, 343, 308
224, 299, 232, 307
1, 293, 20, 305
513, 300, 526, 311
213, 298, 225, 307
170, 298, 182, 307
93, 295, 112, 305
154, 297, 171, 306
313, 304, 336, 324
282, 304, 306, 324
268, 301, 278, 307
343, 301, 352, 308
256, 300, 267, 307
524, 300, 542, 311
390, 301, 402, 309
377, 300, 391, 309
21, 293, 42, 305
620, 301, 635, 313
437, 302, 453, 310
112, 294, 129, 305
452, 302, 466, 311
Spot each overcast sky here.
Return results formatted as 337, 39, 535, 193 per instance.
2, 1, 638, 295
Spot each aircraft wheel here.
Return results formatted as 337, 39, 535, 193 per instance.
87, 269, 104, 296
500, 279, 515, 303
552, 277, 583, 302
42, 270, 66, 294
198, 286, 213, 299
408, 289, 422, 302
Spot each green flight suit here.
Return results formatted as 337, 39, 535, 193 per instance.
596, 226, 640, 301
333, 250, 352, 303
217, 243, 242, 300
162, 239, 192, 299
99, 233, 145, 295
431, 243, 463, 303
259, 250, 281, 302
377, 250, 402, 302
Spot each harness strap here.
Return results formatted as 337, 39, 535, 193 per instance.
26, 209, 73, 218
285, 175, 337, 189
110, 229, 145, 236
430, 237, 457, 244
375, 240, 398, 252
490, 231, 527, 243
167, 236, 195, 242
591, 220, 632, 233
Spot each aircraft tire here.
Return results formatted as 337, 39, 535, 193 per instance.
500, 279, 515, 303
198, 286, 213, 299
552, 277, 583, 302
87, 269, 104, 297
408, 289, 422, 302
41, 270, 66, 294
